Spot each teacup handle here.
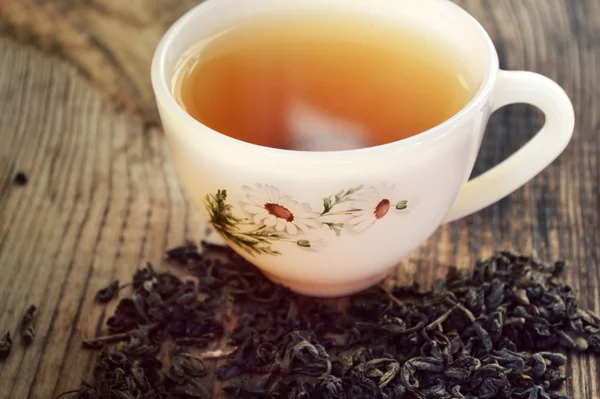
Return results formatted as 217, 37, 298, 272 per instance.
444, 70, 575, 223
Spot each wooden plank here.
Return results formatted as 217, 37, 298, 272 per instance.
0, 38, 209, 397
0, 0, 201, 125
0, 0, 599, 397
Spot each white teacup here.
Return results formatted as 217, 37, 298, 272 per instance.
151, 0, 574, 297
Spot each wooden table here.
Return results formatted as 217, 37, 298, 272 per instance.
0, 0, 599, 397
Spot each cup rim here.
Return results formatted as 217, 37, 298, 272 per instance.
151, 0, 499, 158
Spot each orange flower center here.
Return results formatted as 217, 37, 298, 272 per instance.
374, 199, 391, 219
264, 203, 294, 222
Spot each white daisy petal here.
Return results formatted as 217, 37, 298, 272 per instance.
299, 203, 311, 212
366, 186, 379, 196
295, 211, 321, 219
353, 218, 376, 232
286, 223, 298, 235
310, 239, 327, 251
275, 221, 286, 232
346, 214, 372, 226
266, 185, 280, 202
255, 184, 271, 202
293, 221, 310, 233
247, 195, 266, 206
359, 191, 381, 201
242, 204, 267, 215
253, 214, 268, 225
280, 197, 297, 208
264, 215, 277, 227
302, 218, 323, 228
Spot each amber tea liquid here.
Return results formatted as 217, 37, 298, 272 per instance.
173, 12, 479, 150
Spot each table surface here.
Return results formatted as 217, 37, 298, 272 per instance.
1, 0, 600, 397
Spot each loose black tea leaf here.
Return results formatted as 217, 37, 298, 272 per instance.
59, 246, 600, 399
13, 171, 28, 186
0, 331, 12, 360
20, 305, 37, 345
94, 280, 120, 303
81, 332, 128, 349
213, 249, 600, 398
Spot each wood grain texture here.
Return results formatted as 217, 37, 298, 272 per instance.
0, 0, 599, 397
0, 0, 201, 125
0, 38, 209, 397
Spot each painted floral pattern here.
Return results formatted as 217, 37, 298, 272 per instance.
204, 184, 410, 256
241, 184, 322, 234
347, 184, 401, 233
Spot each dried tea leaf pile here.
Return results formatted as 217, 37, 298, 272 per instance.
60, 244, 600, 399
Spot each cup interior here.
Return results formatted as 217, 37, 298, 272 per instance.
152, 0, 498, 152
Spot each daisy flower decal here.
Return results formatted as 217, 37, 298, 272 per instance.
241, 184, 322, 235
347, 185, 408, 232
203, 183, 411, 256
